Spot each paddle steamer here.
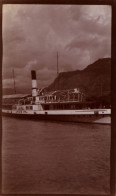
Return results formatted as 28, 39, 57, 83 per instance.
2, 70, 111, 124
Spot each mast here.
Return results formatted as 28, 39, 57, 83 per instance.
57, 52, 59, 90
57, 51, 59, 76
12, 69, 16, 94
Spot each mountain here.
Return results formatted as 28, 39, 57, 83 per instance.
46, 58, 111, 98
3, 58, 111, 101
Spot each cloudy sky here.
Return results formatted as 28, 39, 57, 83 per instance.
2, 4, 111, 92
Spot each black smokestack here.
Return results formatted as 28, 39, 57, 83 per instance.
31, 70, 37, 97
31, 70, 36, 80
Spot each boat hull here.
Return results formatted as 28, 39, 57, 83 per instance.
2, 111, 111, 125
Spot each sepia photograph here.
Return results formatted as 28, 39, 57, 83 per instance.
2, 4, 111, 194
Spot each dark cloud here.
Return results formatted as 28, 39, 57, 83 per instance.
2, 5, 111, 91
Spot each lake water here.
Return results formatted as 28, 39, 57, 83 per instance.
2, 117, 111, 194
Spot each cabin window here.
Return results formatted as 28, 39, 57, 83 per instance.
49, 104, 54, 110
44, 105, 49, 110
54, 105, 58, 109
33, 97, 36, 102
71, 105, 75, 109
26, 106, 33, 110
